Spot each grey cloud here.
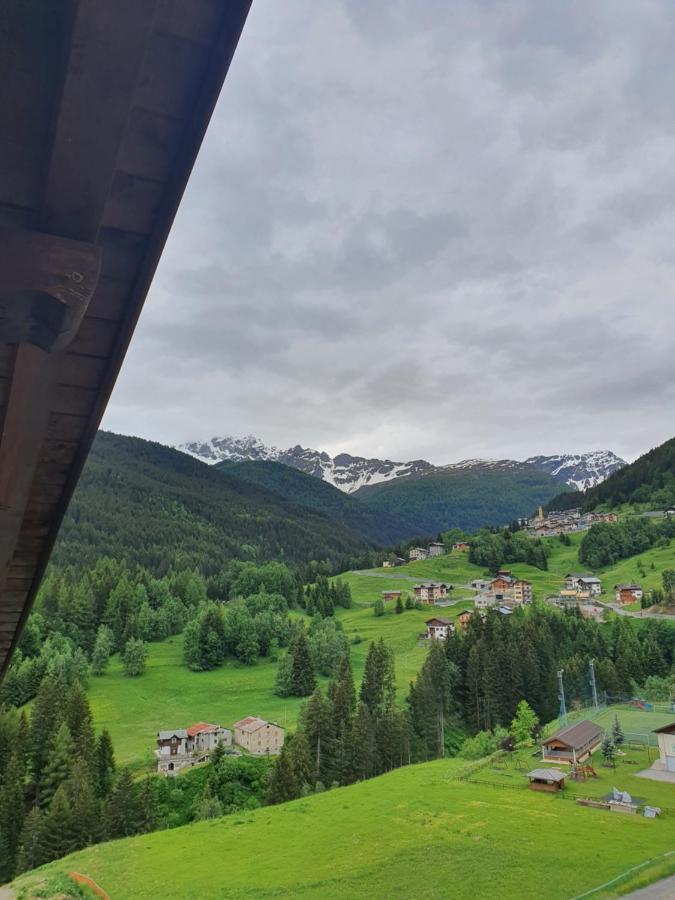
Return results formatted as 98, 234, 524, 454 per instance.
103, 0, 675, 464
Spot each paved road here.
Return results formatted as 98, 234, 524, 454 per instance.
624, 874, 675, 898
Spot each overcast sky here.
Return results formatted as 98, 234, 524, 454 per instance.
103, 0, 675, 464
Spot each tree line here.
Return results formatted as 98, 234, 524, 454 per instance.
579, 517, 675, 569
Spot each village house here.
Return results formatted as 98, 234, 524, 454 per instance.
156, 722, 232, 775
428, 542, 446, 557
578, 576, 602, 596
382, 590, 402, 602
615, 583, 643, 605
489, 574, 516, 600
413, 582, 449, 603
653, 722, 675, 773
474, 591, 497, 610
233, 717, 285, 756
424, 617, 455, 640
470, 578, 490, 590
664, 508, 675, 518
541, 720, 603, 765
456, 610, 473, 630
409, 547, 429, 561
383, 556, 406, 568
513, 579, 533, 604
453, 541, 470, 552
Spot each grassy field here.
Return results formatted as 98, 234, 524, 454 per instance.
89, 601, 435, 768
561, 703, 675, 747
88, 535, 675, 770
340, 532, 675, 604
12, 755, 675, 900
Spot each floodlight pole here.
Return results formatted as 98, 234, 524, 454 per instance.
557, 669, 567, 727
589, 658, 599, 710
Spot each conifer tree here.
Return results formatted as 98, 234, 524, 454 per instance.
0, 751, 25, 881
274, 653, 293, 697
65, 682, 96, 773
290, 632, 316, 697
138, 776, 159, 833
41, 722, 75, 809
601, 734, 616, 768
17, 806, 43, 874
360, 640, 395, 718
122, 637, 147, 677
41, 785, 75, 862
345, 702, 376, 783
302, 687, 335, 785
267, 743, 299, 804
287, 732, 313, 792
510, 700, 538, 744
96, 729, 116, 797
30, 676, 65, 800
67, 768, 100, 849
611, 715, 625, 749
395, 595, 404, 614
105, 768, 140, 838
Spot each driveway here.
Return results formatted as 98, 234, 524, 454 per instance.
624, 875, 675, 898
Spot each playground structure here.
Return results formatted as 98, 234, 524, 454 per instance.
569, 763, 598, 782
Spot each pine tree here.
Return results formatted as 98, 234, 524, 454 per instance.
30, 675, 65, 801
138, 776, 159, 833
395, 596, 404, 615
287, 732, 313, 792
0, 751, 25, 882
41, 722, 75, 809
359, 640, 395, 719
41, 785, 75, 862
96, 729, 116, 797
16, 806, 44, 874
267, 743, 299, 804
330, 655, 356, 734
274, 653, 293, 697
65, 682, 96, 773
345, 702, 376, 783
373, 598, 385, 617
105, 768, 140, 838
611, 715, 625, 749
601, 734, 616, 768
67, 767, 100, 849
290, 632, 316, 697
301, 688, 335, 785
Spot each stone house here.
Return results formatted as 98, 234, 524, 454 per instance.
409, 547, 429, 561
233, 716, 284, 755
413, 582, 449, 603
156, 722, 232, 775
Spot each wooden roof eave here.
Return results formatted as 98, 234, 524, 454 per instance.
0, 0, 252, 677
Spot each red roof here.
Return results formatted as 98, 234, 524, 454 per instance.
187, 722, 219, 737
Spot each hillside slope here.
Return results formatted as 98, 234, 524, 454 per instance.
549, 435, 675, 511
354, 462, 561, 533
12, 757, 675, 899
53, 432, 371, 576
218, 459, 418, 545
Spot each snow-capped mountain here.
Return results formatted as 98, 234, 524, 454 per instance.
524, 451, 626, 491
177, 436, 625, 494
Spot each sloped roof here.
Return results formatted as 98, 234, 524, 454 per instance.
542, 719, 603, 750
187, 722, 228, 737
0, 1, 251, 678
158, 730, 188, 741
653, 722, 675, 735
233, 716, 274, 734
526, 768, 565, 782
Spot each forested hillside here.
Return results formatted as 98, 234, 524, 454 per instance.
355, 464, 560, 534
218, 460, 417, 545
54, 432, 372, 577
549, 436, 675, 511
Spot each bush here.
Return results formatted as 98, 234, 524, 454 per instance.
457, 727, 508, 760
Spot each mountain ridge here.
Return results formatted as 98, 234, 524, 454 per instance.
177, 435, 625, 494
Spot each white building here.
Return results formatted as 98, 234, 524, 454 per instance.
654, 723, 675, 773
424, 617, 455, 640
409, 547, 429, 561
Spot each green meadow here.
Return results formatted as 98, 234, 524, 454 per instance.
13, 755, 675, 900
86, 537, 675, 769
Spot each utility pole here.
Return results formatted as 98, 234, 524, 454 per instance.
589, 659, 599, 710
557, 669, 567, 727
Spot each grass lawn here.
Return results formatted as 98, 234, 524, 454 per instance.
563, 704, 675, 746
88, 603, 436, 769
12, 756, 675, 900
472, 743, 675, 810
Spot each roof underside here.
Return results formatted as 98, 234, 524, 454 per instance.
0, 0, 251, 677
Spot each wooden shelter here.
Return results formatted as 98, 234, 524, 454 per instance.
525, 768, 566, 793
0, 0, 251, 678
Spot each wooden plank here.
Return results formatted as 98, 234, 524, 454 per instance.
32, 464, 71, 487
102, 171, 165, 235
135, 32, 209, 119
69, 317, 119, 359
59, 353, 108, 389
0, 345, 16, 377
39, 439, 80, 467
99, 229, 148, 280
87, 278, 132, 322
155, 0, 224, 47
46, 412, 89, 444
52, 384, 98, 418
42, 0, 159, 242
116, 108, 183, 182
